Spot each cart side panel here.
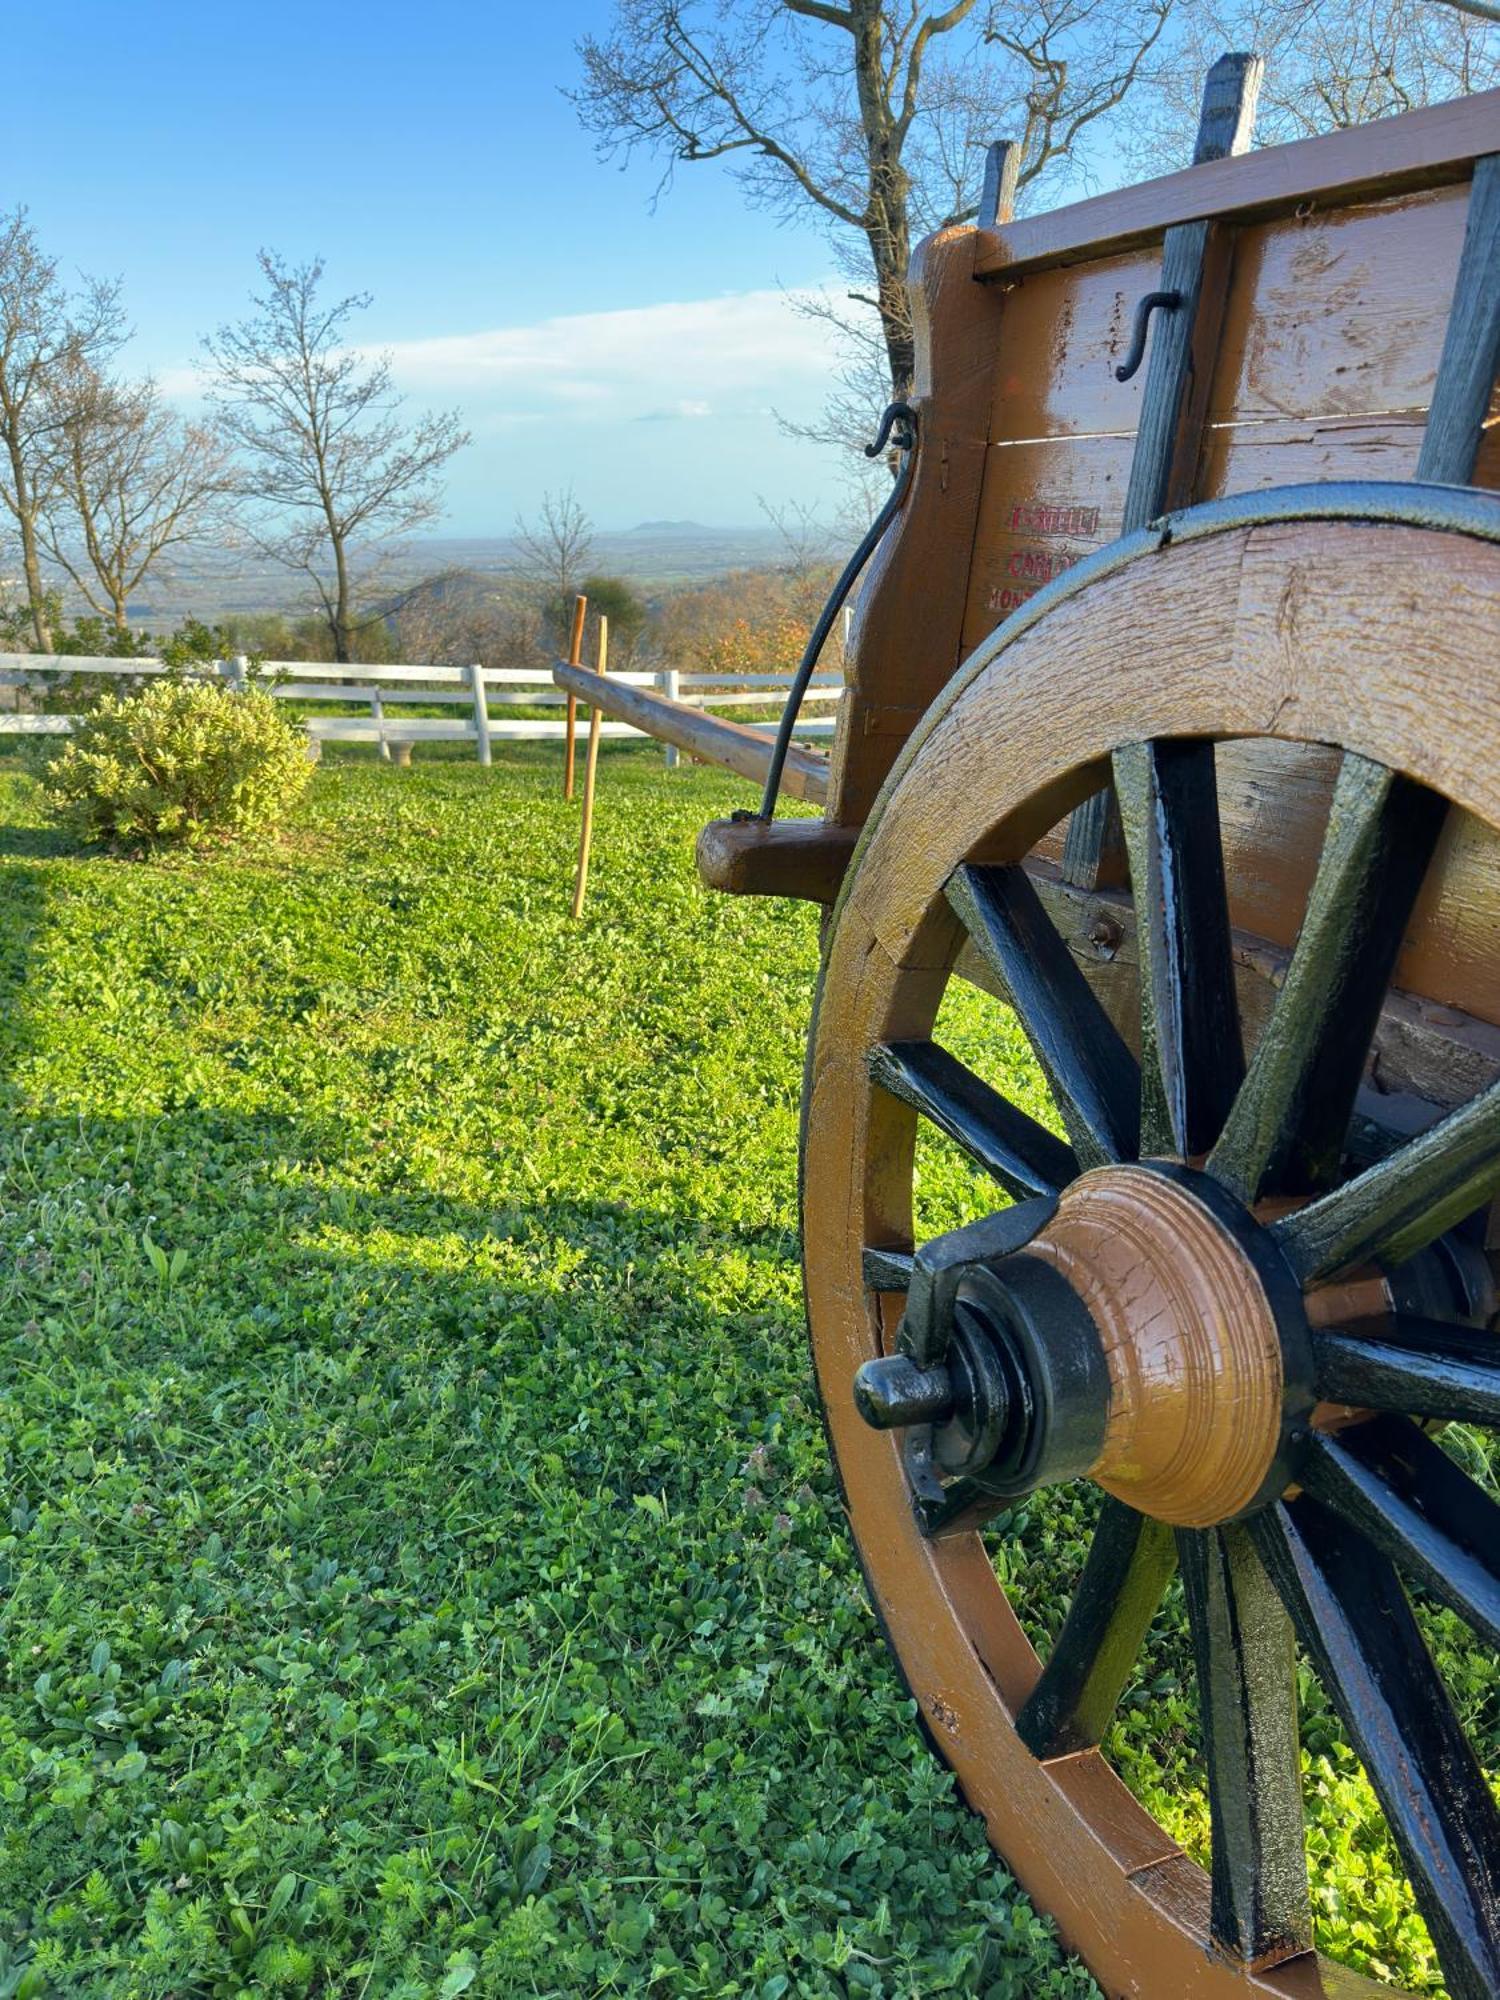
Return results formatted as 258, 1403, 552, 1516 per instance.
960, 181, 1485, 659
830, 112, 1499, 830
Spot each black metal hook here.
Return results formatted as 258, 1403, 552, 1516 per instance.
1115, 290, 1182, 382
864, 399, 918, 458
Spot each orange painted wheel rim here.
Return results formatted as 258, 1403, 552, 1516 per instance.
802, 511, 1500, 1998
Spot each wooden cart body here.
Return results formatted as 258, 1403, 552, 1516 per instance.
833, 91, 1500, 831
692, 89, 1500, 1104
557, 84, 1500, 1090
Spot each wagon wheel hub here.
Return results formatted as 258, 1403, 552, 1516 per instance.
855, 1162, 1316, 1532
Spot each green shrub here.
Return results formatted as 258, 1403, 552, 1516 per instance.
42, 676, 312, 847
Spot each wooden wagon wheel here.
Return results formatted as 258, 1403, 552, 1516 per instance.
802, 485, 1500, 2000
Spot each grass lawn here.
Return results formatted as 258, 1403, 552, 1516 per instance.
0, 747, 1100, 1998
0, 744, 1488, 1997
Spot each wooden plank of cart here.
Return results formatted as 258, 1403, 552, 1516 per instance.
557, 66, 1500, 2000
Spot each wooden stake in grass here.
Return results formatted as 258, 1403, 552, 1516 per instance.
570, 614, 608, 919
562, 593, 588, 801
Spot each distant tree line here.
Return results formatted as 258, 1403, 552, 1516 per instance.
387, 488, 840, 685
0, 212, 817, 687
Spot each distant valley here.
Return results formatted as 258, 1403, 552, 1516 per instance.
124, 520, 809, 628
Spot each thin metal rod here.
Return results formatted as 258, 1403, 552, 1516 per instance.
757, 402, 917, 822
1114, 289, 1182, 382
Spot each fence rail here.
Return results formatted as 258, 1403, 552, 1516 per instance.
0, 652, 839, 767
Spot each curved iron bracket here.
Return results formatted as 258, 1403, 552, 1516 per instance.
864, 399, 919, 459
1115, 290, 1182, 383
749, 400, 920, 824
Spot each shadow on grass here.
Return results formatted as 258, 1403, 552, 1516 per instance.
0, 823, 81, 861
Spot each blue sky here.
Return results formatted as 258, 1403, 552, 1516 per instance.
10, 0, 858, 533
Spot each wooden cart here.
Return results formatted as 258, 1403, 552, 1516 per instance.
557, 62, 1500, 2000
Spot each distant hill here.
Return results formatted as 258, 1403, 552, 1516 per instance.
419, 521, 799, 588
122, 520, 815, 627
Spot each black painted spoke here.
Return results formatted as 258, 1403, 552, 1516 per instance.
946, 864, 1140, 1171
1016, 1499, 1177, 1758
1313, 1317, 1500, 1428
1299, 1416, 1500, 1651
1251, 1496, 1500, 2000
1112, 739, 1242, 1157
869, 1040, 1078, 1200
1272, 1076, 1500, 1283
1178, 1525, 1310, 1965
1207, 756, 1447, 1204
861, 1245, 915, 1293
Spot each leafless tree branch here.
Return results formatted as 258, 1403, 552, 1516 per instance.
202, 252, 470, 662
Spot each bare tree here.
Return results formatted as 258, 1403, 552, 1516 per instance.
203, 252, 470, 663
1141, 0, 1497, 156
511, 489, 594, 650
575, 0, 1171, 411
41, 367, 230, 631
0, 211, 124, 651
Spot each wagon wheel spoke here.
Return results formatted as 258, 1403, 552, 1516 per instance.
946, 863, 1141, 1170
1312, 1317, 1500, 1427
1178, 1524, 1310, 1965
1112, 739, 1243, 1157
1250, 1496, 1500, 2000
868, 1039, 1078, 1199
1016, 1499, 1177, 1757
1271, 1076, 1500, 1283
1207, 756, 1448, 1203
1298, 1415, 1500, 1651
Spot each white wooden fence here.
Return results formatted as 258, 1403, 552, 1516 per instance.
0, 654, 840, 767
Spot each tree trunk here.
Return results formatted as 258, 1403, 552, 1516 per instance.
5, 434, 52, 653
332, 532, 352, 663
849, 0, 915, 403
873, 247, 914, 400
17, 510, 51, 653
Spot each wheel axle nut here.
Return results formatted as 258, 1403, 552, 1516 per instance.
853, 1354, 953, 1428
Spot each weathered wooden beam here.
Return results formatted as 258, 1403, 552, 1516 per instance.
553, 659, 830, 805
695, 816, 858, 904
1192, 50, 1264, 163
1061, 55, 1261, 894
973, 87, 1500, 281
824, 225, 1003, 827
978, 138, 1020, 231
1417, 152, 1500, 485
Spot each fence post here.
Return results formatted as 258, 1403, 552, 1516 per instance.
571, 616, 609, 919
230, 654, 249, 693
468, 661, 493, 768
369, 686, 390, 760
660, 666, 680, 769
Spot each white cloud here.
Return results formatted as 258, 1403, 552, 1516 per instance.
148, 284, 856, 527
157, 286, 844, 422
372, 286, 844, 418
